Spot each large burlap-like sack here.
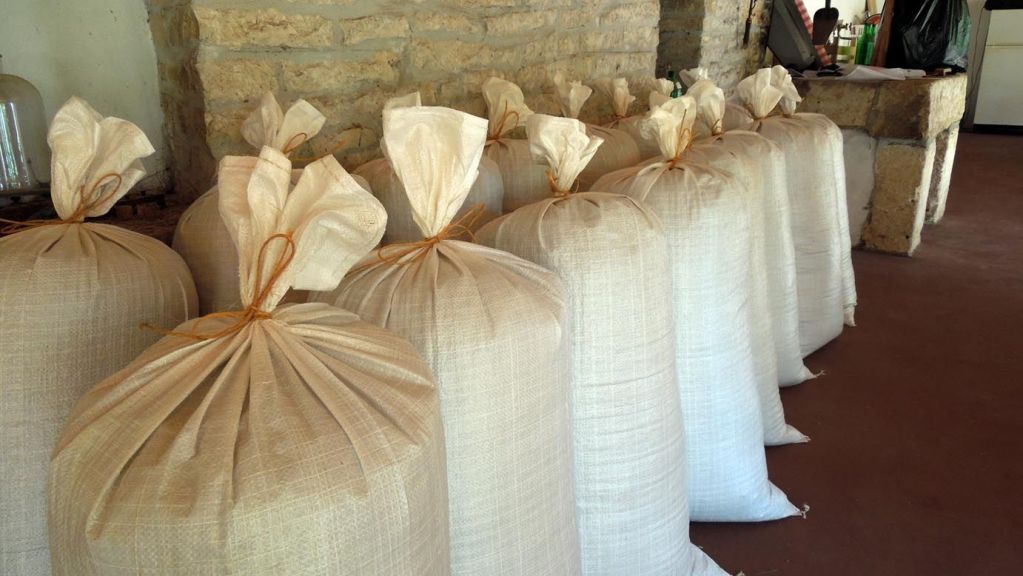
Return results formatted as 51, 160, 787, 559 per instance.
0, 98, 197, 576
727, 67, 857, 355
357, 92, 503, 243
592, 97, 799, 521
477, 115, 726, 576
49, 149, 450, 576
552, 73, 640, 191
173, 92, 330, 314
312, 107, 581, 576
687, 80, 814, 388
481, 77, 549, 213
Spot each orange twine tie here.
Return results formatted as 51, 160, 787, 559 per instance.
352, 204, 488, 274
546, 170, 579, 198
0, 173, 124, 235
142, 233, 296, 341
280, 132, 309, 156
667, 109, 695, 170
486, 102, 520, 144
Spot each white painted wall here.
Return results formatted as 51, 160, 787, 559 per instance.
0, 0, 167, 187
803, 0, 874, 28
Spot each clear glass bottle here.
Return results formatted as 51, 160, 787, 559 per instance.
0, 55, 50, 193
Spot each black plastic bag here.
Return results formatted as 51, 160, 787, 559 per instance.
890, 0, 972, 70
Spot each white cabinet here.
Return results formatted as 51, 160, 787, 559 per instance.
974, 9, 1023, 126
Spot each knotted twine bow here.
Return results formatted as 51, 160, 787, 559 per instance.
0, 173, 123, 235
352, 203, 488, 274
142, 232, 297, 341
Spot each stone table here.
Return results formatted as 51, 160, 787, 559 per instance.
794, 74, 967, 255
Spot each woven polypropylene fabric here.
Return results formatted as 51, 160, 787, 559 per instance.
613, 115, 662, 160
745, 113, 848, 356
576, 125, 640, 192
172, 173, 372, 315
690, 132, 814, 388
597, 154, 806, 450
594, 161, 799, 522
477, 193, 727, 576
48, 303, 449, 576
0, 223, 197, 576
313, 241, 581, 576
484, 138, 550, 213
355, 156, 503, 243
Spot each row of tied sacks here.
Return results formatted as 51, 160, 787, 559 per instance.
0, 65, 855, 576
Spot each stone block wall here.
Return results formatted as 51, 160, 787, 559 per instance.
658, 0, 771, 92
146, 0, 661, 199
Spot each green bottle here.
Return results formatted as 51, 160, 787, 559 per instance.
667, 68, 682, 98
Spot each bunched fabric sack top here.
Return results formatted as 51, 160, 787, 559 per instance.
552, 72, 640, 191
686, 79, 814, 388
481, 77, 550, 213
477, 114, 726, 576
173, 92, 359, 315
594, 76, 664, 161
592, 96, 800, 521
725, 67, 857, 356
312, 106, 581, 576
0, 97, 197, 576
49, 149, 450, 576
356, 92, 503, 243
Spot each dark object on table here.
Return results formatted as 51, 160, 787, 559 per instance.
744, 0, 759, 46
813, 0, 841, 44
984, 0, 1023, 9
769, 0, 823, 70
886, 0, 972, 71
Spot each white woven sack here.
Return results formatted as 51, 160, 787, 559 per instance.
728, 67, 856, 355
597, 93, 806, 446
356, 157, 502, 243
592, 97, 799, 521
769, 67, 857, 329
0, 98, 197, 576
687, 80, 813, 388
49, 149, 450, 576
553, 73, 640, 191
312, 107, 581, 576
477, 115, 726, 576
173, 92, 329, 314
481, 77, 549, 213
356, 91, 503, 243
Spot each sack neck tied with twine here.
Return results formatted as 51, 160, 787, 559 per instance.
640, 95, 699, 170
149, 147, 386, 341
687, 79, 727, 138
483, 77, 533, 143
770, 65, 803, 117
0, 96, 154, 235
360, 105, 489, 270
526, 114, 603, 197
241, 92, 327, 157
594, 77, 636, 124
553, 72, 593, 120
733, 68, 785, 124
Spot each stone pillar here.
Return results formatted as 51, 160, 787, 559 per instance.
862, 139, 937, 255
657, 0, 771, 92
925, 125, 960, 224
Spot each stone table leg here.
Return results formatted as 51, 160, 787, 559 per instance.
861, 139, 937, 255
925, 125, 960, 224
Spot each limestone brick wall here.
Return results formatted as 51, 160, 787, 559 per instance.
658, 0, 771, 92
146, 0, 661, 199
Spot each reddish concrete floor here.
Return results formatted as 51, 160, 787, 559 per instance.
690, 132, 1023, 575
